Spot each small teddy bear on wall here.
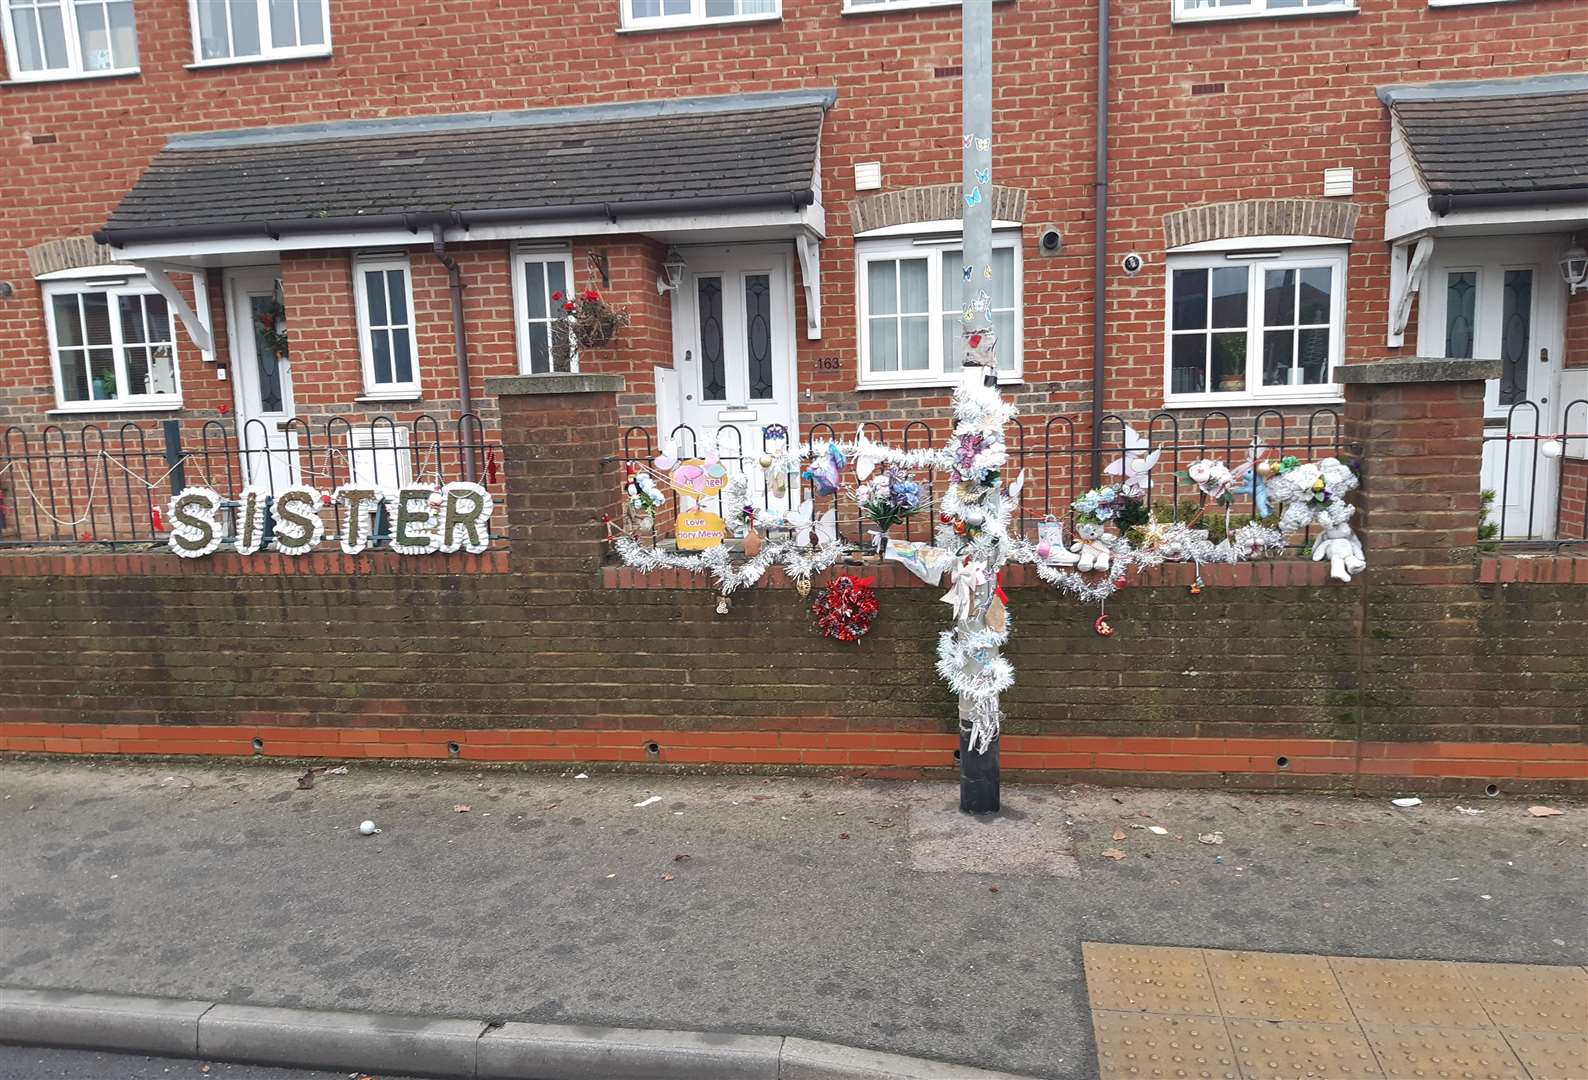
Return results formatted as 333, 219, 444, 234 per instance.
1072, 519, 1113, 573
1264, 456, 1366, 583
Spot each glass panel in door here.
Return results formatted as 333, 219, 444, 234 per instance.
745, 274, 773, 400
1498, 270, 1532, 406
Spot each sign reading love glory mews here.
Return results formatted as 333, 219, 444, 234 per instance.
166, 483, 494, 558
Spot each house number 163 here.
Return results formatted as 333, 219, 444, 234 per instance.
814, 356, 842, 371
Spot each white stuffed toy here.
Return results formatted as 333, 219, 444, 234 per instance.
1072, 519, 1113, 573
1265, 456, 1366, 583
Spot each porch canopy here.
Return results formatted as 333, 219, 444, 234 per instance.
94, 89, 833, 344
1377, 73, 1588, 345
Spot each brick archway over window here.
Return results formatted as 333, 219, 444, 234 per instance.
1162, 199, 1360, 249
850, 184, 1028, 234
27, 236, 116, 278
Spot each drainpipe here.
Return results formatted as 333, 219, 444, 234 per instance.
430, 220, 476, 482
1090, 0, 1110, 487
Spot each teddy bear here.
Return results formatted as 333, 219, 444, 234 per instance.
1313, 519, 1367, 584
1072, 519, 1113, 573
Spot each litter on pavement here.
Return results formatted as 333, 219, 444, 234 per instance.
358, 820, 379, 835
634, 795, 662, 808
1526, 805, 1564, 817
1391, 797, 1422, 808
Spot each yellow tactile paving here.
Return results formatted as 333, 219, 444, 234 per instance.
1454, 962, 1588, 1034
1083, 942, 1222, 1016
1329, 956, 1494, 1028
1502, 1031, 1588, 1080
1363, 1025, 1530, 1080
1224, 1018, 1384, 1079
1083, 946, 1588, 1080
1091, 1009, 1240, 1080
1202, 949, 1353, 1023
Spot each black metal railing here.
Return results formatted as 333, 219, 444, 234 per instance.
0, 414, 500, 549
1481, 398, 1588, 549
621, 408, 1347, 551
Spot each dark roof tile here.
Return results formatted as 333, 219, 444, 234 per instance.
1393, 90, 1588, 198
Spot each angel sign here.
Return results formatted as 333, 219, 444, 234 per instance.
1103, 424, 1161, 498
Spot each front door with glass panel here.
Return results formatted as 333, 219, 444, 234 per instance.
1421, 237, 1565, 539
673, 245, 798, 473
226, 267, 298, 492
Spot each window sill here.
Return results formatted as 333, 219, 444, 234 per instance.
1, 68, 139, 88
842, 0, 962, 12
48, 401, 183, 416
184, 50, 333, 71
1172, 4, 1357, 25
856, 374, 1023, 392
354, 393, 423, 404
616, 13, 781, 33
1162, 392, 1344, 411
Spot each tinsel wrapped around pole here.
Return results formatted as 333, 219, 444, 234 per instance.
957, 0, 999, 814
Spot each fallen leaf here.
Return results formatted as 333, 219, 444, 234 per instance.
1527, 805, 1564, 818
1147, 825, 1169, 835
673, 853, 691, 862
453, 804, 471, 813
834, 810, 847, 817
1101, 848, 1127, 861
839, 832, 850, 839
1111, 830, 1126, 841
296, 770, 316, 790
989, 885, 1000, 893
543, 801, 560, 810
752, 795, 775, 801
662, 874, 675, 882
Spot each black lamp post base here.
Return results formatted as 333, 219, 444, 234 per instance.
958, 729, 1001, 814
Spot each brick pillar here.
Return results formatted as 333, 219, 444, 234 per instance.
1338, 357, 1500, 583
486, 373, 624, 585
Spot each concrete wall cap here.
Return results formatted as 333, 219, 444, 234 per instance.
486, 374, 626, 397
1335, 357, 1502, 384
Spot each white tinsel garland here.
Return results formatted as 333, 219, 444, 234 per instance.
612, 535, 848, 595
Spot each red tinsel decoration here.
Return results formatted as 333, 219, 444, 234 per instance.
810, 575, 880, 643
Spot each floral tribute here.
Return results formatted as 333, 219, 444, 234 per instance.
811, 575, 880, 642
607, 371, 1362, 752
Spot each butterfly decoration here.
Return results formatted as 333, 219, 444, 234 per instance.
984, 264, 993, 280
853, 429, 883, 482
653, 437, 679, 472
962, 133, 975, 149
802, 441, 845, 497
785, 499, 838, 548
1007, 468, 1027, 504
1102, 424, 1162, 498
962, 264, 974, 282
975, 137, 990, 152
974, 167, 990, 184
964, 187, 983, 208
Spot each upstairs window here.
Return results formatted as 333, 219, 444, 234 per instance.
44, 276, 181, 410
1173, 0, 1356, 21
619, 0, 779, 31
1164, 247, 1346, 405
190, 0, 329, 65
2, 0, 138, 82
353, 256, 420, 399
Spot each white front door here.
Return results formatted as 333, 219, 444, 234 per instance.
671, 245, 799, 472
226, 267, 298, 492
1421, 236, 1566, 540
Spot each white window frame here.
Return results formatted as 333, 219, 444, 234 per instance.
842, 0, 959, 12
1, 0, 139, 83
186, 0, 331, 67
618, 0, 781, 32
1172, 0, 1357, 23
1162, 246, 1347, 409
855, 230, 1023, 390
42, 274, 183, 413
352, 254, 421, 400
510, 247, 577, 376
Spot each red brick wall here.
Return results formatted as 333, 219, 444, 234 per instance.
4, 0, 1586, 444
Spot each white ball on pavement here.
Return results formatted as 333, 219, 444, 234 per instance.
359, 820, 377, 836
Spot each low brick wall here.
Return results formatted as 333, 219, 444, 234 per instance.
0, 369, 1584, 794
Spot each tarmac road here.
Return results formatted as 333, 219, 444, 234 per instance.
1, 761, 1583, 1079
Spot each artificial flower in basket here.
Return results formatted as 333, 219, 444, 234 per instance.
550, 288, 629, 370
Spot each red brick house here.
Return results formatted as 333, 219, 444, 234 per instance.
2, 0, 1585, 541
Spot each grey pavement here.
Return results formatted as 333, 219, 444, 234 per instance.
0, 1045, 401, 1078
1, 761, 1584, 1080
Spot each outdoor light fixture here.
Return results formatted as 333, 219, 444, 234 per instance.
656, 247, 688, 295
1559, 244, 1587, 295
